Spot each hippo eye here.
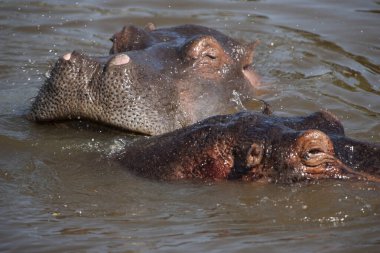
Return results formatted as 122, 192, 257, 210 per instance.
295, 130, 335, 167
301, 147, 335, 167
307, 148, 324, 155
205, 53, 217, 60
302, 147, 323, 160
181, 35, 224, 63
202, 48, 218, 60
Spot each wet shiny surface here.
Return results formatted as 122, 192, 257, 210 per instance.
0, 0, 379, 252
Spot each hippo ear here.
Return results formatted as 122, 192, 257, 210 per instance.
109, 25, 152, 54
242, 41, 260, 68
181, 35, 230, 65
144, 22, 156, 31
246, 143, 264, 168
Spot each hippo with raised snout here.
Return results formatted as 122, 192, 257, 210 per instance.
28, 24, 260, 135
116, 111, 380, 183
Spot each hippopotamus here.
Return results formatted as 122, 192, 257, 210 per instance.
116, 110, 380, 183
28, 24, 260, 135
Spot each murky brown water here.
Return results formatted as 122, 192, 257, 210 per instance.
1, 0, 379, 252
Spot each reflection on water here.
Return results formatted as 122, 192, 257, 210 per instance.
0, 0, 379, 252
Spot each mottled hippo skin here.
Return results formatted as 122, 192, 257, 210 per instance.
117, 111, 380, 183
29, 24, 259, 135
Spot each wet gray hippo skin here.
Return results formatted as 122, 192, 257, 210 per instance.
28, 24, 260, 135
117, 111, 380, 183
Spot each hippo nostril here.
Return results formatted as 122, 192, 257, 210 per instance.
109, 54, 130, 66
62, 52, 72, 61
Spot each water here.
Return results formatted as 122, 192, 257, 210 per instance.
1, 0, 379, 252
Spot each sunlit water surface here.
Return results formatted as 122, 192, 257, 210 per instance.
0, 0, 379, 252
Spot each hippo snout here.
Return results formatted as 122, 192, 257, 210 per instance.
29, 51, 102, 122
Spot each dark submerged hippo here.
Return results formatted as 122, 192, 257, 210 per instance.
117, 111, 380, 183
28, 24, 260, 135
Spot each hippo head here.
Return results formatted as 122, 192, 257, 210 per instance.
28, 24, 260, 135
119, 111, 380, 183
216, 112, 379, 183
262, 129, 375, 183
